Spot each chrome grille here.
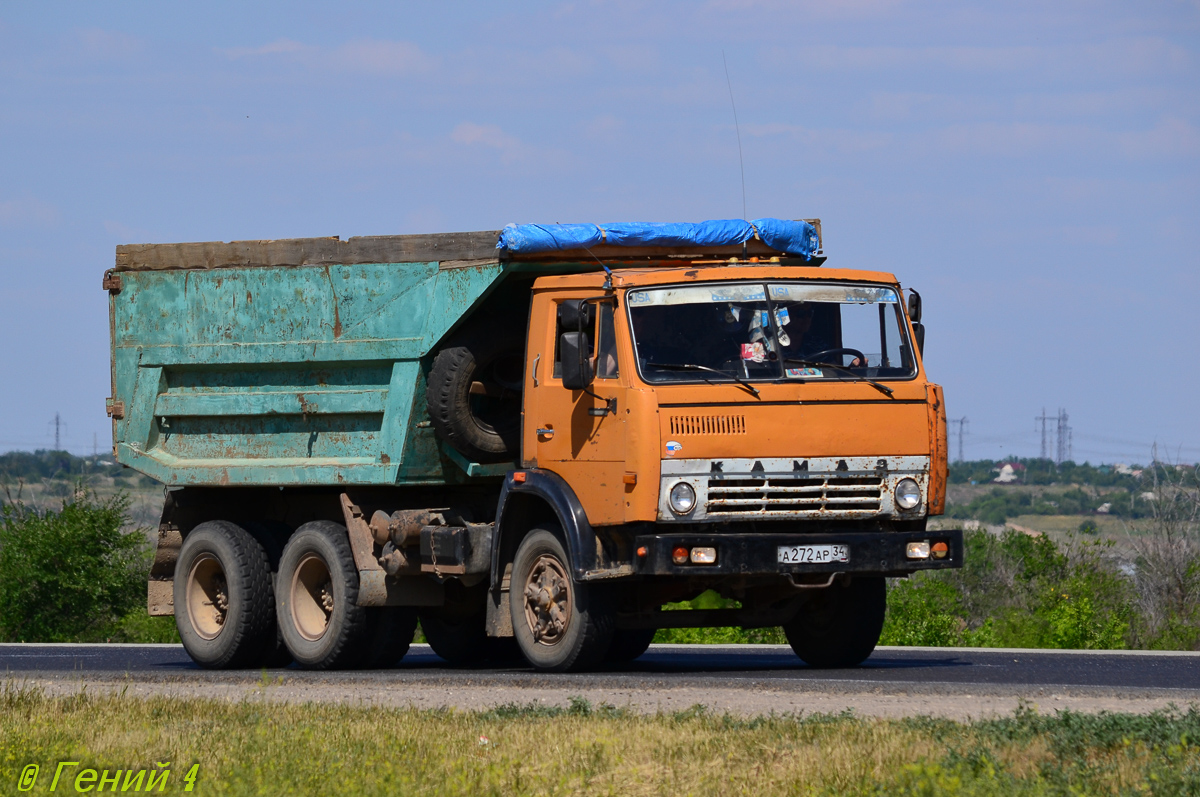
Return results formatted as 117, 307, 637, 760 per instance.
706, 474, 883, 516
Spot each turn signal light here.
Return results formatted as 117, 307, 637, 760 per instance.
906, 541, 931, 560
672, 546, 689, 565
931, 541, 949, 559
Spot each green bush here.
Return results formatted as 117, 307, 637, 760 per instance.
882, 530, 1133, 650
0, 490, 155, 642
880, 578, 969, 647
653, 590, 787, 644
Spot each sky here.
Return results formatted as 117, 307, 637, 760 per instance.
0, 1, 1197, 464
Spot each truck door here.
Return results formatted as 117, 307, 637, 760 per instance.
524, 294, 627, 525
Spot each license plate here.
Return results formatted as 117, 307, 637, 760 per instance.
777, 544, 850, 564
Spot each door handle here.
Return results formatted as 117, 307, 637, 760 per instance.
536, 427, 554, 439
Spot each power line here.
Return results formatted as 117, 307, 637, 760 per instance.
1056, 408, 1072, 465
1035, 407, 1053, 460
46, 413, 66, 452
721, 50, 747, 221
949, 416, 968, 463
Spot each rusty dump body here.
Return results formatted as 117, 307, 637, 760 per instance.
109, 221, 962, 671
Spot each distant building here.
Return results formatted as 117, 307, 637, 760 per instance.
993, 462, 1026, 483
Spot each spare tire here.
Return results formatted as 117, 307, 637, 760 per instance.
427, 332, 524, 463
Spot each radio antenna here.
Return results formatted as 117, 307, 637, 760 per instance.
722, 50, 747, 220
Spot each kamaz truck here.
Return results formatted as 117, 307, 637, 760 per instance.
105, 218, 961, 672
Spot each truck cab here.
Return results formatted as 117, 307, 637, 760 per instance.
495, 263, 956, 669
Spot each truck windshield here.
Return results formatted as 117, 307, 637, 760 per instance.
627, 282, 917, 384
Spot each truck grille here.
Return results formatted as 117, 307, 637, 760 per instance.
669, 415, 746, 436
706, 475, 882, 516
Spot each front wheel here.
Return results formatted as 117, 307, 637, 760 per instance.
509, 527, 613, 672
782, 577, 886, 668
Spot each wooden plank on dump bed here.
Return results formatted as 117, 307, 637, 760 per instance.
114, 230, 505, 271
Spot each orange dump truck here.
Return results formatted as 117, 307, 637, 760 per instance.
110, 218, 960, 673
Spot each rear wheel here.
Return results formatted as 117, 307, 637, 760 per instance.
510, 527, 613, 672
174, 521, 277, 669
276, 521, 370, 670
241, 521, 292, 668
782, 577, 886, 668
419, 582, 518, 666
360, 606, 419, 668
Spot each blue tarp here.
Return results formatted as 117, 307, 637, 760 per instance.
496, 218, 820, 259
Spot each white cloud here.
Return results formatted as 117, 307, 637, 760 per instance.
451, 123, 524, 162
743, 122, 891, 153
219, 38, 436, 76
0, 198, 59, 229
75, 28, 141, 60
331, 39, 437, 75
931, 121, 1093, 157
765, 37, 1192, 79
1060, 226, 1119, 246
1119, 117, 1200, 159
103, 220, 154, 243
704, 0, 905, 20
579, 115, 625, 140
221, 39, 310, 59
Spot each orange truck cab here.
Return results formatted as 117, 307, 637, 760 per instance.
497, 257, 960, 670
115, 217, 961, 674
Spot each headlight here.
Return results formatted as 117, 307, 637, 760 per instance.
668, 481, 696, 514
894, 478, 921, 510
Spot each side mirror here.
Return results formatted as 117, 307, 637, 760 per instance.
906, 289, 922, 324
558, 300, 594, 332
560, 331, 594, 390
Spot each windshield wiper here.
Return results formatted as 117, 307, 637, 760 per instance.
783, 358, 895, 398
645, 362, 760, 398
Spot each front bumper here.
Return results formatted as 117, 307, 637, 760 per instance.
632, 529, 963, 576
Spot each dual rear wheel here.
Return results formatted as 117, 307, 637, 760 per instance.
176, 520, 416, 670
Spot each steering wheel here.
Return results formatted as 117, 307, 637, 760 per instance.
805, 348, 868, 366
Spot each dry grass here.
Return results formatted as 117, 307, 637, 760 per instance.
4, 683, 1200, 795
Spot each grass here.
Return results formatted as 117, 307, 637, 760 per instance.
4, 684, 1200, 795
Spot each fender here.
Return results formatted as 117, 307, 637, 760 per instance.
490, 468, 597, 583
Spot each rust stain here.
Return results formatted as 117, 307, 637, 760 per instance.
380, 453, 391, 464
324, 265, 343, 338
246, 290, 253, 304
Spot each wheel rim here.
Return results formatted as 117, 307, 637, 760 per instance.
521, 554, 572, 645
291, 554, 334, 641
186, 554, 229, 640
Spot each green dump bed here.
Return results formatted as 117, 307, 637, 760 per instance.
107, 232, 510, 487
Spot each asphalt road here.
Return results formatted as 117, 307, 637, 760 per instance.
5, 643, 1200, 697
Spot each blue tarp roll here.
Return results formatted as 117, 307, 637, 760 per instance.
496, 218, 819, 258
